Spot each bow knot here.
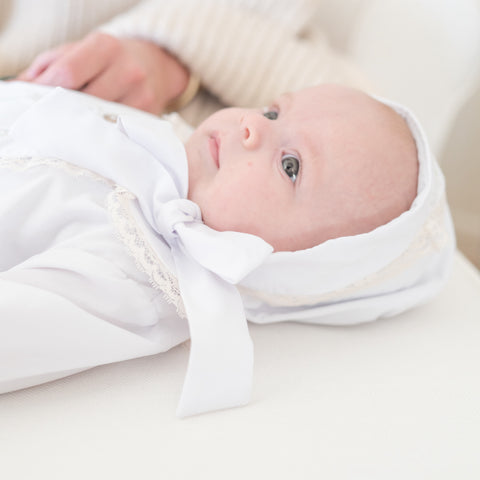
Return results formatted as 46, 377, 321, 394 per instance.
157, 199, 202, 242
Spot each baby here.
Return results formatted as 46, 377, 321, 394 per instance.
0, 82, 453, 417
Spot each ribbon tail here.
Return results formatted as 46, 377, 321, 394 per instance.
172, 244, 253, 418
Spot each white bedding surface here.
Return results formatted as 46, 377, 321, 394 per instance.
0, 251, 479, 479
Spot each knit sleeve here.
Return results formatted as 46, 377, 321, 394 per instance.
99, 0, 371, 109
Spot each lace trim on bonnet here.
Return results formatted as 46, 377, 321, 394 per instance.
0, 155, 186, 318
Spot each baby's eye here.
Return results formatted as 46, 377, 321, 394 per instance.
282, 155, 300, 183
263, 109, 278, 120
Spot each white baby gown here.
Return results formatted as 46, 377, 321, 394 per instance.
0, 83, 273, 417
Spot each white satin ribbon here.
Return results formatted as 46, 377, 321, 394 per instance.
8, 87, 273, 416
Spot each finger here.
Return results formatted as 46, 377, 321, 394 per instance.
17, 45, 71, 81
33, 33, 120, 90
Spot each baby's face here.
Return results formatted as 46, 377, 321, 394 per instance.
186, 84, 417, 251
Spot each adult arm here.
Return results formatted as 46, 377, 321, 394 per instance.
99, 0, 371, 109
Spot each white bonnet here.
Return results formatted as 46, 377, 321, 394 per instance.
238, 96, 456, 326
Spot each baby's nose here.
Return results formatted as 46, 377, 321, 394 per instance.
241, 113, 263, 150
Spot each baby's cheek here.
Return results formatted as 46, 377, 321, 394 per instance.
200, 185, 262, 234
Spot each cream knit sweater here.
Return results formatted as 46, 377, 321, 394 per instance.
0, 0, 369, 125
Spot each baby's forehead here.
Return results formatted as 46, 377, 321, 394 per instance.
290, 88, 418, 248
291, 85, 406, 128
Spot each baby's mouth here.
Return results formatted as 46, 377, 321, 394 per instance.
208, 134, 220, 169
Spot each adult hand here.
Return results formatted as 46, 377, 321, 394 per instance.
17, 32, 189, 114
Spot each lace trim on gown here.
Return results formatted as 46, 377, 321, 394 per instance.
0, 155, 186, 318
106, 186, 186, 318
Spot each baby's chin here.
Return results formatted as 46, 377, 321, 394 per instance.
238, 225, 324, 253
268, 234, 319, 253
199, 209, 329, 252
254, 217, 398, 253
